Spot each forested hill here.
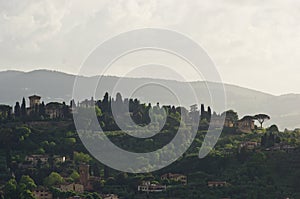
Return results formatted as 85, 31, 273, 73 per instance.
1, 69, 300, 129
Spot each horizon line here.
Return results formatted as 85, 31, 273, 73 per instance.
0, 68, 298, 97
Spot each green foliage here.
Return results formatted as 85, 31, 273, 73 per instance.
4, 176, 36, 199
69, 170, 80, 182
268, 124, 279, 133
1, 93, 300, 198
15, 126, 31, 141
64, 137, 76, 145
254, 114, 271, 128
73, 151, 92, 163
43, 172, 64, 187
95, 106, 102, 117
19, 189, 35, 199
4, 179, 17, 199
222, 110, 238, 122
19, 175, 37, 190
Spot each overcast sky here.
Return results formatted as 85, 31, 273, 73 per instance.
0, 0, 299, 95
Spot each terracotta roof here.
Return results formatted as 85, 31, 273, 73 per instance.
208, 181, 227, 185
29, 95, 41, 99
161, 173, 186, 178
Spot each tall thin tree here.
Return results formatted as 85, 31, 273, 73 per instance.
14, 102, 21, 117
21, 97, 26, 117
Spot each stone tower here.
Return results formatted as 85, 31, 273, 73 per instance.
79, 164, 90, 187
28, 95, 41, 108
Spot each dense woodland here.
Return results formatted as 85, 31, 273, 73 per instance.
0, 93, 300, 199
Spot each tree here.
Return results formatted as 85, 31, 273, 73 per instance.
70, 170, 80, 182
19, 189, 35, 199
61, 101, 71, 118
5, 176, 36, 199
102, 92, 110, 113
222, 110, 238, 122
207, 106, 212, 122
43, 172, 64, 187
95, 106, 102, 117
14, 102, 21, 118
116, 172, 128, 185
254, 114, 270, 128
200, 104, 205, 114
64, 137, 76, 145
0, 128, 14, 149
0, 105, 12, 120
19, 175, 37, 191
4, 178, 17, 199
15, 127, 31, 142
21, 97, 26, 117
73, 151, 92, 163
116, 92, 123, 103
39, 102, 46, 117
190, 104, 198, 112
268, 124, 279, 133
70, 99, 76, 108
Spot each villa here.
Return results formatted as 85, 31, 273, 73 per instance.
138, 181, 167, 193
161, 173, 187, 185
207, 181, 228, 187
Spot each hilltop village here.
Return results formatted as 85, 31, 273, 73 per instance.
0, 93, 299, 199
1, 94, 265, 133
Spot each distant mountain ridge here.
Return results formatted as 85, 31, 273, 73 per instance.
1, 69, 300, 129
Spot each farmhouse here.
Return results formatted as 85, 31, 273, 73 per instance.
207, 181, 228, 187
138, 181, 167, 193
161, 173, 187, 185
236, 116, 255, 133
32, 187, 53, 199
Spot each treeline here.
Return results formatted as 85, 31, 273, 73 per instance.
0, 92, 213, 126
75, 92, 213, 131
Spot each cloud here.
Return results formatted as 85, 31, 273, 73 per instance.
0, 0, 300, 94
0, 1, 69, 52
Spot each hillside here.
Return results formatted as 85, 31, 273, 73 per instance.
0, 69, 300, 129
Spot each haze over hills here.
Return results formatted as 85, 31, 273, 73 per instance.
1, 69, 300, 130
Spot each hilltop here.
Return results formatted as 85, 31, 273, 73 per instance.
0, 69, 300, 129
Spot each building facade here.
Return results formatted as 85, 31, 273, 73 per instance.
33, 188, 53, 199
60, 183, 84, 193
161, 173, 187, 185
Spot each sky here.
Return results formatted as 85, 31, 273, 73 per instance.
0, 0, 300, 95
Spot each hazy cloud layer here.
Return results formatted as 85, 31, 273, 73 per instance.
0, 0, 299, 95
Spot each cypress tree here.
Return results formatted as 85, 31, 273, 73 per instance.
200, 104, 205, 120
39, 101, 46, 117
102, 92, 109, 113
14, 102, 21, 117
21, 97, 26, 117
207, 106, 212, 122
